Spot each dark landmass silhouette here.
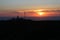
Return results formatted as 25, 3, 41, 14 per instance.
0, 16, 60, 40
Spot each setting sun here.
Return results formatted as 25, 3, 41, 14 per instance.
37, 12, 44, 16
34, 10, 45, 16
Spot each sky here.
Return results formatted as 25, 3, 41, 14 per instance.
0, 0, 60, 11
0, 0, 60, 20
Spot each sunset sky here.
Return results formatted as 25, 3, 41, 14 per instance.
0, 0, 60, 20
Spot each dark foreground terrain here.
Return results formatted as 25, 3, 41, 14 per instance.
0, 18, 60, 40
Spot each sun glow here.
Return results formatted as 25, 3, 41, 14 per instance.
37, 12, 44, 16
34, 10, 45, 16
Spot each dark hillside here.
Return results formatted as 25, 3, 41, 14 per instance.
0, 18, 60, 40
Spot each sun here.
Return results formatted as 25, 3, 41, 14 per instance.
34, 9, 45, 16
37, 12, 44, 16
